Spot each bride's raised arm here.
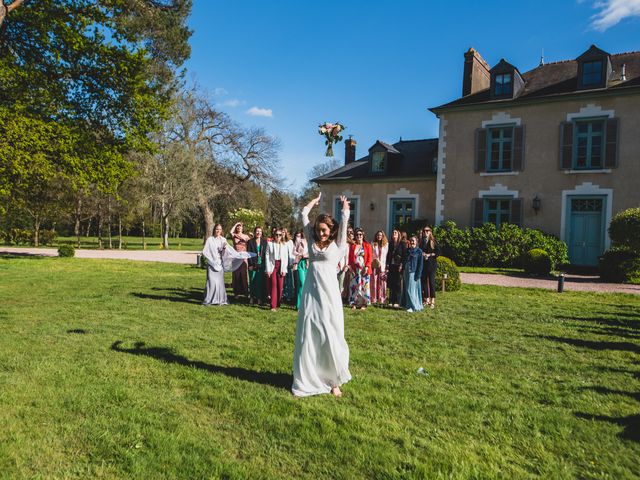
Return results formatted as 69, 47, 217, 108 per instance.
335, 195, 350, 250
301, 192, 321, 239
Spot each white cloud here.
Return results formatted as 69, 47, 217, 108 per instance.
246, 106, 273, 118
218, 99, 245, 108
213, 87, 229, 96
590, 0, 640, 31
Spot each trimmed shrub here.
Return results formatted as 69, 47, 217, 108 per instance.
8, 228, 32, 245
609, 207, 640, 252
435, 256, 461, 292
599, 247, 640, 283
58, 245, 75, 257
432, 221, 568, 269
523, 248, 552, 275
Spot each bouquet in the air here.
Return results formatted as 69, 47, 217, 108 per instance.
318, 122, 345, 157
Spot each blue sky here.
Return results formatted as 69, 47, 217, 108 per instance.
186, 0, 640, 190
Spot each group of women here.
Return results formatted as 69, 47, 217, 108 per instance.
203, 219, 440, 314
202, 194, 439, 398
340, 226, 439, 312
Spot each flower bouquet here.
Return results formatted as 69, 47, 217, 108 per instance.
318, 121, 345, 157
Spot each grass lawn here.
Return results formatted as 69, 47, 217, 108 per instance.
457, 266, 526, 275
0, 256, 638, 479
47, 235, 203, 251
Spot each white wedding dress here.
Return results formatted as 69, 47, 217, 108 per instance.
291, 206, 351, 397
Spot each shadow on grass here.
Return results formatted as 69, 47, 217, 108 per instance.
0, 252, 52, 260
532, 335, 640, 353
577, 325, 640, 340
554, 314, 640, 331
575, 412, 640, 442
131, 287, 203, 305
110, 340, 292, 391
67, 329, 88, 334
578, 385, 640, 402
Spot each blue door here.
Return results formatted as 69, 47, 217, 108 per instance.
568, 197, 604, 266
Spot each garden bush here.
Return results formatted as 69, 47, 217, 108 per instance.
39, 229, 57, 246
432, 221, 568, 269
523, 248, 552, 275
57, 245, 75, 257
6, 228, 33, 245
435, 256, 461, 292
608, 207, 640, 252
599, 247, 640, 283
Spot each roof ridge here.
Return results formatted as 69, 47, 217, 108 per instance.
394, 138, 438, 143
612, 50, 640, 56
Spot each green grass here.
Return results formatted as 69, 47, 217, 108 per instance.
51, 235, 204, 250
0, 256, 639, 479
457, 266, 525, 275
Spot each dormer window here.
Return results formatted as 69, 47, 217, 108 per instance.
576, 45, 611, 90
582, 60, 603, 86
494, 73, 512, 96
489, 59, 522, 100
372, 151, 386, 173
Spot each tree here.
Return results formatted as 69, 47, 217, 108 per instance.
298, 158, 341, 207
167, 89, 281, 238
0, 0, 192, 212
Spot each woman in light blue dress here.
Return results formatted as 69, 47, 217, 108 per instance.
402, 235, 424, 312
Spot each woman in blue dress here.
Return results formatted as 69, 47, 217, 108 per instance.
402, 235, 424, 312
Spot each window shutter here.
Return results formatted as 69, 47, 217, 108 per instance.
512, 125, 525, 171
559, 122, 573, 169
605, 118, 619, 168
510, 198, 523, 226
471, 198, 484, 227
474, 128, 487, 173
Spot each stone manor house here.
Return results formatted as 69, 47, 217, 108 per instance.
314, 45, 640, 266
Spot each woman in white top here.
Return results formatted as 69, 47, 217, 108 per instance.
265, 228, 291, 311
292, 193, 351, 398
202, 223, 255, 305
371, 230, 389, 304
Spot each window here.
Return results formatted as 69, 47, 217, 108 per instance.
484, 197, 511, 228
494, 73, 512, 96
371, 151, 386, 173
574, 119, 605, 169
487, 126, 513, 172
334, 197, 358, 228
582, 60, 603, 86
389, 199, 415, 231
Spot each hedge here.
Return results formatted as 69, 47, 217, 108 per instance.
435, 256, 461, 292
433, 221, 568, 269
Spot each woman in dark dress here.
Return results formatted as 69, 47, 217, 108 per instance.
385, 228, 406, 308
247, 226, 268, 305
420, 226, 440, 309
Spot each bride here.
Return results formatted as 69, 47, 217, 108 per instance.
292, 193, 351, 397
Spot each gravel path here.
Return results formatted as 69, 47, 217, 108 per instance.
461, 272, 640, 295
2, 246, 639, 295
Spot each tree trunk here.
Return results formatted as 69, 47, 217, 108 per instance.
85, 217, 92, 237
33, 214, 41, 247
74, 196, 82, 248
97, 205, 103, 249
142, 217, 146, 250
202, 201, 214, 241
118, 214, 123, 249
107, 197, 113, 249
161, 198, 169, 249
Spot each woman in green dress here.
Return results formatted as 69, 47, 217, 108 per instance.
247, 226, 268, 305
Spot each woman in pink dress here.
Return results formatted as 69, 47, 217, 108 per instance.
370, 230, 389, 304
229, 222, 250, 298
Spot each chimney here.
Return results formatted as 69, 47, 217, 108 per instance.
462, 47, 491, 96
345, 136, 356, 165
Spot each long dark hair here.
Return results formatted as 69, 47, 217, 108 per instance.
313, 213, 339, 247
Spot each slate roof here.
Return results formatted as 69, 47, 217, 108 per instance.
431, 50, 640, 112
313, 138, 438, 183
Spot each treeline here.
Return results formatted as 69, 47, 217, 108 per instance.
0, 0, 316, 249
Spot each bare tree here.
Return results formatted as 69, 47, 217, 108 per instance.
168, 89, 281, 238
